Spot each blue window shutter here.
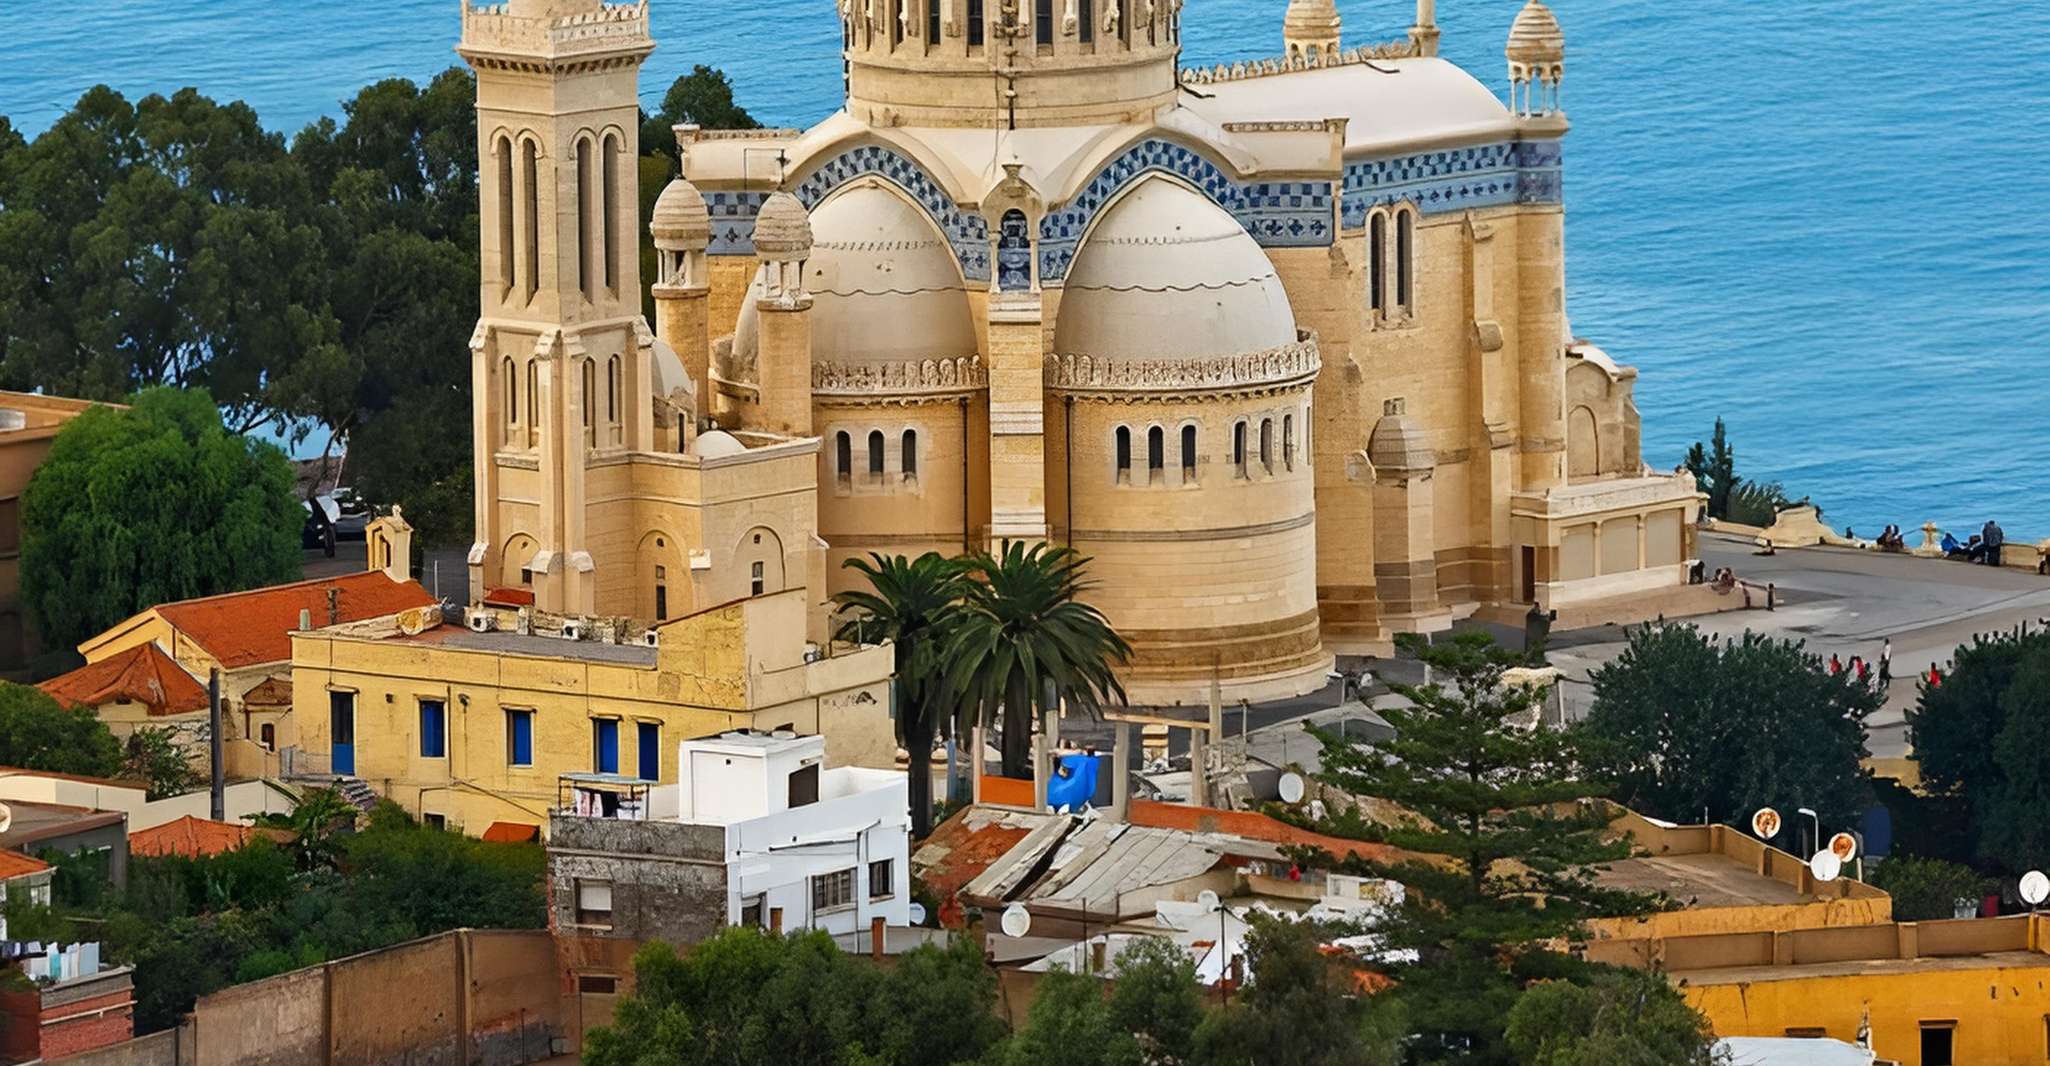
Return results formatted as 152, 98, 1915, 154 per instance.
595, 719, 619, 774
508, 711, 533, 766
637, 722, 659, 781
420, 701, 446, 758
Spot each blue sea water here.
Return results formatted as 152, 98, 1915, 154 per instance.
5, 1, 2048, 535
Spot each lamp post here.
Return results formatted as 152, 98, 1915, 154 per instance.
1796, 807, 1820, 859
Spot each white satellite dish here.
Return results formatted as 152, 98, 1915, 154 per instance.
1809, 849, 1843, 883
1827, 831, 1859, 864
1196, 889, 1222, 912
1278, 772, 1306, 805
1000, 903, 1033, 938
0, 802, 10, 835
908, 901, 928, 925
2022, 870, 2050, 907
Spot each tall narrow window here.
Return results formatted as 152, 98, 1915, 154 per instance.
592, 718, 619, 775
603, 133, 622, 295
506, 709, 534, 767
526, 360, 539, 447
1368, 211, 1387, 315
576, 139, 594, 302
582, 358, 597, 447
1146, 426, 1164, 478
503, 357, 517, 434
1114, 426, 1132, 482
751, 561, 766, 596
494, 136, 514, 295
927, 0, 940, 42
901, 429, 918, 478
1396, 207, 1415, 313
968, 0, 984, 45
1303, 407, 1313, 464
607, 355, 620, 436
654, 564, 668, 621
892, 0, 904, 43
835, 431, 853, 482
1260, 418, 1274, 473
1283, 413, 1295, 470
1118, 0, 1131, 45
419, 700, 447, 759
637, 721, 659, 782
1232, 422, 1247, 477
1078, 0, 1093, 42
1180, 424, 1197, 477
867, 430, 885, 478
521, 140, 539, 303
1035, 0, 1052, 45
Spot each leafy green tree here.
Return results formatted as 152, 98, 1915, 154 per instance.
1982, 651, 2050, 872
1577, 623, 1877, 835
944, 541, 1131, 779
1503, 970, 1720, 1066
1682, 418, 1737, 520
1191, 918, 1397, 1066
834, 552, 968, 838
992, 964, 1143, 1066
123, 726, 203, 800
252, 786, 359, 871
0, 682, 121, 776
20, 387, 301, 650
1106, 935, 1206, 1065
1727, 479, 1790, 527
1906, 629, 2050, 864
640, 66, 761, 161
1866, 855, 1989, 922
1307, 632, 1655, 1063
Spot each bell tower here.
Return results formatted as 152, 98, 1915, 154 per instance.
459, 0, 657, 614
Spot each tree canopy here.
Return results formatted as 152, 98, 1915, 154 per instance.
1577, 623, 1876, 835
834, 552, 968, 838
0, 682, 121, 777
1683, 418, 1788, 525
639, 66, 761, 161
1904, 628, 2050, 871
1503, 970, 1721, 1066
20, 386, 301, 651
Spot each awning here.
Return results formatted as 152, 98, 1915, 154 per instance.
481, 822, 540, 843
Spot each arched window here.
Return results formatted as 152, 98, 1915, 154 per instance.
1396, 207, 1416, 313
1283, 413, 1295, 470
901, 429, 918, 478
526, 360, 539, 447
603, 132, 622, 294
1180, 424, 1197, 478
1232, 422, 1247, 477
1368, 211, 1387, 316
1260, 418, 1274, 473
835, 431, 853, 482
1146, 426, 1164, 478
867, 430, 885, 478
582, 358, 597, 446
576, 138, 595, 302
494, 136, 514, 295
1114, 426, 1132, 482
520, 140, 540, 303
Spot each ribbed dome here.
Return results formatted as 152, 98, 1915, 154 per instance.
1369, 410, 1433, 474
1506, 0, 1565, 65
730, 184, 975, 376
1283, 0, 1340, 38
1053, 178, 1296, 360
651, 178, 709, 250
752, 192, 813, 261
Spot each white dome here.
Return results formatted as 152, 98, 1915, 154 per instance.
650, 338, 694, 399
1053, 178, 1296, 360
693, 429, 747, 458
731, 184, 975, 375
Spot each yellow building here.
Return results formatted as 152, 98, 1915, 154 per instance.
461, 0, 1703, 706
289, 589, 893, 836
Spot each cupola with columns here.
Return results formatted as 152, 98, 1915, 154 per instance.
1506, 0, 1565, 117
1281, 0, 1339, 61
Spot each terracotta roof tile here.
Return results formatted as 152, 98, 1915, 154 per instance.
129, 815, 291, 859
38, 643, 209, 717
482, 587, 535, 607
154, 572, 436, 669
0, 849, 51, 881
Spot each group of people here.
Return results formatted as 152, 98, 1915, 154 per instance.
1940, 519, 2008, 565
1874, 524, 1908, 551
1827, 639, 1894, 691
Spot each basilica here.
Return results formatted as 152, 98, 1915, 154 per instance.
461, 0, 1700, 707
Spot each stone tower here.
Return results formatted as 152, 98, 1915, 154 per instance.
458, 0, 658, 614
1282, 0, 1340, 61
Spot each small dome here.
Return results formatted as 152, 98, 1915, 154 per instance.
1369, 411, 1433, 474
1283, 0, 1340, 40
651, 178, 710, 251
693, 429, 747, 458
650, 338, 695, 400
1506, 0, 1565, 66
1053, 178, 1296, 360
752, 192, 813, 261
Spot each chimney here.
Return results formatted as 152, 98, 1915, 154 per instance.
326, 587, 341, 627
299, 608, 312, 631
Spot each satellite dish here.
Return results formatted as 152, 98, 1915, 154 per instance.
1000, 903, 1033, 938
0, 802, 10, 835
1751, 807, 1782, 840
2022, 870, 2050, 907
1278, 772, 1306, 805
1809, 849, 1843, 883
1196, 889, 1222, 912
908, 902, 928, 925
1828, 831, 1859, 863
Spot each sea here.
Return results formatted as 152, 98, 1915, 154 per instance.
5, 0, 2048, 536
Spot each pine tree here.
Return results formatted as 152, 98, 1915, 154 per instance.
1682, 418, 1737, 519
1307, 632, 1658, 1063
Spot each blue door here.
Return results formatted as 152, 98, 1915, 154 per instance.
330, 691, 356, 776
593, 719, 619, 775
637, 722, 659, 781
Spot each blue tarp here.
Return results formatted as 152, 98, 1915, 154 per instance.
1047, 753, 1103, 812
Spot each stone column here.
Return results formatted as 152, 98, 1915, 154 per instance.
1370, 401, 1443, 632
986, 292, 1049, 544
1515, 195, 1567, 491
757, 294, 814, 437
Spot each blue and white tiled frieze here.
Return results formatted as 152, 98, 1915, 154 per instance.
704, 144, 992, 282
1341, 138, 1563, 228
1037, 138, 1334, 283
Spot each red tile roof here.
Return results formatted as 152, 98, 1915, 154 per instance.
1127, 800, 1396, 864
38, 643, 209, 717
0, 850, 50, 881
482, 587, 535, 607
915, 809, 1036, 930
154, 572, 436, 668
129, 816, 291, 859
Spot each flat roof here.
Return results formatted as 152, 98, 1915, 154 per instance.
0, 799, 125, 848
1596, 853, 1813, 909
1676, 949, 2050, 985
399, 626, 660, 667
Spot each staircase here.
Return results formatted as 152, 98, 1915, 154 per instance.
336, 778, 378, 812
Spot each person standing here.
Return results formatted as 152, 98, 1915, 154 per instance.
1879, 639, 1893, 689
1989, 520, 2005, 567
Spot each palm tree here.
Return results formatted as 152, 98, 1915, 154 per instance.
944, 541, 1131, 779
833, 552, 967, 839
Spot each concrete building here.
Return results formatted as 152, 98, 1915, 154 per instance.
0, 846, 53, 941
0, 768, 295, 837
0, 956, 135, 1065
0, 799, 126, 891
548, 731, 910, 991
0, 391, 104, 678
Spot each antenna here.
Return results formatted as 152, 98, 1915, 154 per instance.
1278, 772, 1305, 805
1000, 903, 1033, 938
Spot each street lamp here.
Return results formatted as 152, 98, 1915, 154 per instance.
1796, 807, 1820, 858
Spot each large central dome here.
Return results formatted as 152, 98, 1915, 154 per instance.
1053, 178, 1297, 360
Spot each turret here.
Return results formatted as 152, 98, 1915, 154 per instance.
1282, 0, 1339, 61
651, 177, 712, 392
1506, 0, 1565, 117
1409, 0, 1439, 57
751, 193, 815, 437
